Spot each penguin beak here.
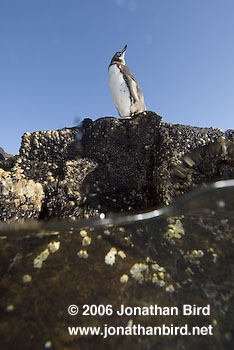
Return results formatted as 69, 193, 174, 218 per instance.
119, 44, 127, 61
121, 44, 127, 55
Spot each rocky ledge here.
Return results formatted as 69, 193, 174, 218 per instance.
0, 111, 234, 222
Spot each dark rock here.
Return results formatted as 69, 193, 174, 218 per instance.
0, 111, 234, 222
0, 147, 13, 160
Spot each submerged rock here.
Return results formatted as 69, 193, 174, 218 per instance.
0, 112, 234, 221
0, 184, 234, 349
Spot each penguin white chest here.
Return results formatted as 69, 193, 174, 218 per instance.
108, 64, 131, 117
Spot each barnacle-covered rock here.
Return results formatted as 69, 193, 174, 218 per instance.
0, 167, 44, 221
0, 112, 234, 221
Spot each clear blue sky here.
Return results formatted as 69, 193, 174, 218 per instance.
0, 0, 234, 155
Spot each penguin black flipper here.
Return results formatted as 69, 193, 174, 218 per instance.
120, 65, 142, 103
120, 65, 146, 114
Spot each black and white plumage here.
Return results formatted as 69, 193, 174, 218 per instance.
108, 44, 146, 118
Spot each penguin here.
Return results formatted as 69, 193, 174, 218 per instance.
108, 44, 146, 118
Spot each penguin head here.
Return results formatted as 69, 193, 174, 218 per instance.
110, 44, 127, 65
